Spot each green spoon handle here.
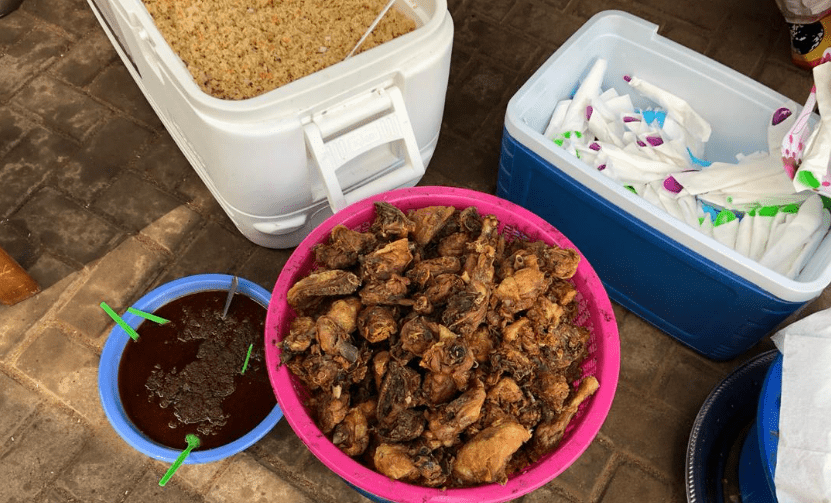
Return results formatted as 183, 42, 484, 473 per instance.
158, 440, 197, 486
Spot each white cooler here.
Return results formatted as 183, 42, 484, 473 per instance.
86, 0, 453, 248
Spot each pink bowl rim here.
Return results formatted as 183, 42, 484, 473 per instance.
265, 186, 620, 503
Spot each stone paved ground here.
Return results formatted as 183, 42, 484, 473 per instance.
0, 0, 826, 501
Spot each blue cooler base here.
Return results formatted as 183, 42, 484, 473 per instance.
497, 129, 806, 361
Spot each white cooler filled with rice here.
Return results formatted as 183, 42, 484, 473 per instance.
86, 0, 453, 248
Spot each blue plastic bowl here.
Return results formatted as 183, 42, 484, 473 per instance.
738, 352, 782, 503
98, 274, 283, 464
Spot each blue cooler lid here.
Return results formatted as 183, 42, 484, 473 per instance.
757, 352, 783, 492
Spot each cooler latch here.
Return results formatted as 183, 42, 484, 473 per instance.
303, 85, 425, 213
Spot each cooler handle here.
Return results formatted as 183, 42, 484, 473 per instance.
303, 85, 424, 213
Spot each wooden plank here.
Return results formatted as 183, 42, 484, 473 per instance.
0, 245, 40, 306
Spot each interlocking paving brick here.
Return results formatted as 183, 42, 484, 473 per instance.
616, 314, 674, 389
93, 172, 181, 232
123, 469, 204, 503
598, 462, 675, 503
236, 245, 291, 293
0, 27, 69, 101
521, 486, 577, 502
50, 29, 118, 87
54, 116, 155, 202
136, 134, 193, 189
443, 59, 512, 138
454, 11, 539, 71
154, 221, 254, 285
506, 0, 581, 47
0, 105, 33, 158
207, 453, 315, 503
637, 0, 724, 30
20, 0, 99, 37
0, 271, 79, 361
0, 406, 89, 502
757, 62, 813, 104
138, 204, 202, 254
0, 127, 79, 218
600, 384, 689, 474
148, 457, 231, 494
246, 419, 317, 472
176, 169, 228, 219
0, 8, 35, 48
11, 75, 110, 140
428, 130, 499, 194
55, 426, 147, 503
547, 438, 613, 499
11, 187, 122, 265
0, 372, 41, 441
706, 13, 773, 76
655, 346, 727, 418
55, 235, 167, 346
15, 326, 100, 419
26, 252, 78, 291
296, 455, 373, 503
87, 64, 163, 128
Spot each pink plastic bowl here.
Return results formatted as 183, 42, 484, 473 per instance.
265, 186, 620, 503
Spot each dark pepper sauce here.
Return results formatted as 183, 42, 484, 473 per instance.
118, 290, 276, 450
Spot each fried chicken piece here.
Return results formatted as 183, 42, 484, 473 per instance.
541, 244, 581, 279
490, 341, 535, 382
425, 379, 486, 447
442, 280, 490, 336
464, 325, 497, 364
534, 370, 570, 413
526, 296, 565, 332
377, 361, 422, 429
406, 256, 461, 288
487, 377, 523, 404
316, 391, 350, 434
283, 316, 316, 352
359, 274, 411, 305
361, 238, 413, 281
502, 317, 533, 344
372, 350, 390, 391
408, 205, 457, 246
422, 370, 458, 405
529, 376, 599, 461
458, 206, 483, 236
287, 269, 361, 310
374, 443, 420, 481
547, 278, 577, 306
410, 443, 451, 487
317, 316, 359, 363
451, 420, 532, 485
438, 232, 470, 257
399, 316, 436, 356
379, 407, 425, 443
493, 262, 551, 315
357, 305, 398, 344
540, 323, 591, 370
286, 353, 342, 390
332, 401, 374, 456
422, 273, 466, 306
371, 201, 416, 240
314, 225, 376, 269
420, 324, 475, 389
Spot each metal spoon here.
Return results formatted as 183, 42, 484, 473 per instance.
221, 276, 238, 319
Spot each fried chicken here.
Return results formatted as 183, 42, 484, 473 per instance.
281, 202, 597, 490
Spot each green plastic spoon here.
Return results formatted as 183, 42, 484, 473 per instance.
159, 434, 200, 487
